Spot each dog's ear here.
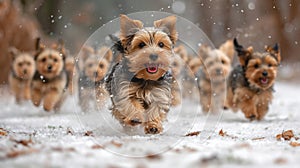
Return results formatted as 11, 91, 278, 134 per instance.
154, 15, 178, 44
8, 47, 20, 60
265, 43, 281, 63
35, 37, 45, 60
174, 45, 188, 63
81, 46, 94, 61
52, 39, 66, 60
219, 39, 234, 61
198, 44, 211, 61
119, 15, 143, 40
187, 57, 202, 75
98, 46, 113, 62
233, 38, 253, 66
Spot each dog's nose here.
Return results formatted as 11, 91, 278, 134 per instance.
216, 68, 222, 75
262, 71, 268, 76
149, 54, 158, 61
23, 69, 27, 74
93, 72, 98, 77
47, 65, 52, 70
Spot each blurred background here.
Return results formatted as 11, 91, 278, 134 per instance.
1, 0, 299, 83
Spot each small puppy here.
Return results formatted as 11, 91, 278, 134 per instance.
8, 47, 35, 103
78, 46, 112, 111
226, 38, 281, 120
65, 55, 78, 95
31, 38, 68, 112
198, 40, 234, 113
170, 45, 188, 106
106, 14, 177, 134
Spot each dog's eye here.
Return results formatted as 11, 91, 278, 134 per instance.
158, 42, 164, 48
254, 64, 259, 68
268, 64, 272, 67
138, 42, 146, 48
88, 63, 93, 68
173, 62, 178, 67
27, 62, 31, 66
53, 58, 58, 62
221, 60, 225, 64
18, 63, 22, 67
41, 58, 46, 62
99, 63, 104, 68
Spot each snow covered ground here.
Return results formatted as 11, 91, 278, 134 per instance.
0, 81, 300, 168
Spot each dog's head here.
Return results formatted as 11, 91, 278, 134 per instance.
34, 38, 66, 79
119, 14, 178, 81
10, 47, 35, 80
234, 38, 280, 90
199, 40, 234, 82
81, 46, 112, 82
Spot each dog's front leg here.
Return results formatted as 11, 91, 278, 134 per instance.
43, 88, 62, 112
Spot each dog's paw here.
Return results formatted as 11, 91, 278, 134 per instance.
144, 122, 162, 134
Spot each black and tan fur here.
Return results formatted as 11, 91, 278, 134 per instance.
226, 38, 281, 120
31, 38, 68, 112
78, 46, 112, 111
198, 40, 234, 113
106, 14, 178, 134
8, 47, 35, 104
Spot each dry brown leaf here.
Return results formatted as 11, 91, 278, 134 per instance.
252, 137, 265, 141
110, 140, 122, 148
219, 129, 226, 136
52, 147, 76, 152
0, 128, 8, 136
84, 131, 93, 136
276, 130, 294, 141
146, 153, 162, 160
289, 141, 300, 147
91, 144, 103, 149
11, 138, 33, 147
6, 148, 38, 158
66, 127, 74, 135
185, 131, 201, 136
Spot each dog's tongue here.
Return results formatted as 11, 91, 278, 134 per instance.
261, 77, 268, 84
147, 65, 158, 73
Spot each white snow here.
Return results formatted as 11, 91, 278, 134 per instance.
0, 82, 300, 167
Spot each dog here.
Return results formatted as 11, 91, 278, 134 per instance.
198, 40, 234, 113
170, 44, 188, 106
226, 38, 281, 120
106, 14, 178, 134
78, 46, 112, 111
31, 38, 68, 112
8, 47, 35, 104
65, 55, 78, 95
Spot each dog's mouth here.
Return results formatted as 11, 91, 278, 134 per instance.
260, 77, 269, 85
145, 64, 161, 74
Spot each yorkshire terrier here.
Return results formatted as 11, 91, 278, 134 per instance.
31, 38, 68, 112
226, 38, 281, 120
78, 46, 112, 111
198, 40, 234, 113
170, 45, 188, 106
65, 55, 78, 95
8, 47, 35, 104
106, 14, 178, 134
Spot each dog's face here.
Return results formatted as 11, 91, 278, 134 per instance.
81, 46, 112, 82
200, 42, 233, 82
234, 38, 281, 90
10, 48, 35, 80
35, 49, 65, 79
119, 15, 178, 81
